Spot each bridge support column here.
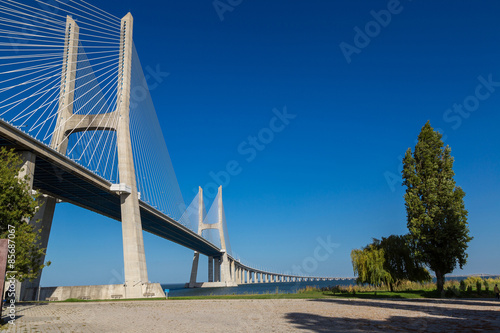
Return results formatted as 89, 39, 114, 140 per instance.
189, 252, 200, 288
117, 13, 149, 299
208, 256, 214, 282
17, 152, 57, 301
189, 187, 204, 287
216, 187, 232, 285
230, 259, 235, 283
18, 15, 81, 301
188, 186, 235, 287
214, 257, 220, 282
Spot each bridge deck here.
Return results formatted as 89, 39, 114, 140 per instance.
0, 120, 221, 257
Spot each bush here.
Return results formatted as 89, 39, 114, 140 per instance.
329, 286, 341, 295
459, 280, 466, 292
464, 276, 482, 286
445, 286, 459, 298
467, 286, 473, 293
297, 286, 321, 293
484, 279, 489, 292
476, 280, 482, 294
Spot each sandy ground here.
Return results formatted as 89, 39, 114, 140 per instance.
1, 298, 499, 332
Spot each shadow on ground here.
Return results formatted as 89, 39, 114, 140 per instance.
285, 298, 500, 332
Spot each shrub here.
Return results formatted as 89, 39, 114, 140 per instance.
484, 279, 489, 292
330, 286, 341, 295
476, 280, 482, 293
445, 286, 459, 298
464, 276, 482, 286
297, 286, 321, 293
467, 285, 473, 293
459, 280, 466, 292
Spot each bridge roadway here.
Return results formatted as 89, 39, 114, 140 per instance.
1, 119, 338, 284
0, 119, 221, 257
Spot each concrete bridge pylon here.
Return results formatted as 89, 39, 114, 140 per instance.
19, 13, 149, 300
188, 186, 237, 287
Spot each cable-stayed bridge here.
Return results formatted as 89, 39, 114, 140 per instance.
0, 0, 335, 300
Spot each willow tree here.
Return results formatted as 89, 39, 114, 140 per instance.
351, 244, 391, 288
0, 147, 50, 281
402, 121, 472, 295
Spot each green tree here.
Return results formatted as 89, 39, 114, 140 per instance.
402, 121, 472, 295
375, 235, 431, 291
351, 243, 392, 288
0, 147, 50, 281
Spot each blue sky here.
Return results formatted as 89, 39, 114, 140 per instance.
41, 0, 500, 286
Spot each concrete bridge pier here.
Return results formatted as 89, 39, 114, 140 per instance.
188, 186, 235, 287
18, 13, 152, 300
116, 13, 149, 299
17, 152, 57, 301
230, 260, 236, 283
208, 256, 214, 282
214, 257, 220, 282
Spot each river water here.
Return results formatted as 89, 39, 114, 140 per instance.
162, 279, 356, 297
162, 275, 497, 297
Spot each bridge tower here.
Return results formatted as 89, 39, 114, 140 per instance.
20, 14, 149, 299
189, 186, 236, 287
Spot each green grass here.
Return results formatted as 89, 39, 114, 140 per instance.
45, 287, 496, 302
168, 289, 441, 300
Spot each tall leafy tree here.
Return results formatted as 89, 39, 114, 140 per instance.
0, 147, 50, 281
375, 235, 431, 291
402, 121, 472, 294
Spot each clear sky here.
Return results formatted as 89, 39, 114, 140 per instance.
41, 0, 500, 286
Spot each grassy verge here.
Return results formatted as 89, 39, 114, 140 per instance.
168, 289, 439, 300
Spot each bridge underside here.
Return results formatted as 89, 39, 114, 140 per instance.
0, 123, 220, 258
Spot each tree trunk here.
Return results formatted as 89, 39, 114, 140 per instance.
436, 270, 445, 297
389, 282, 394, 292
